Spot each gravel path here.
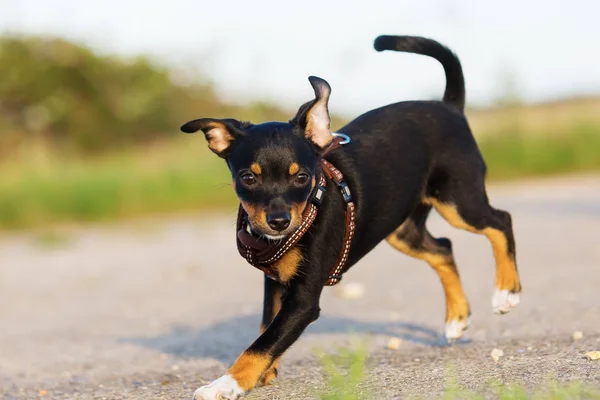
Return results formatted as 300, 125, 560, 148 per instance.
1, 175, 599, 399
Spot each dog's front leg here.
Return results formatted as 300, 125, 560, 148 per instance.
192, 278, 323, 400
257, 275, 283, 386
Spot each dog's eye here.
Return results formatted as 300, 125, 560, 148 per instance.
241, 173, 257, 186
295, 173, 310, 185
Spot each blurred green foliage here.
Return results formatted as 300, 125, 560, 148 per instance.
481, 123, 600, 180
1, 35, 600, 230
312, 343, 600, 399
0, 35, 294, 155
0, 138, 235, 229
315, 339, 371, 400
4, 127, 600, 230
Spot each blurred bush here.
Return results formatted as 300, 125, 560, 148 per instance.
1, 34, 599, 230
0, 35, 294, 155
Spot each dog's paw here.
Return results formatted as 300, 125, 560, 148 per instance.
445, 318, 469, 341
192, 375, 243, 400
492, 289, 520, 314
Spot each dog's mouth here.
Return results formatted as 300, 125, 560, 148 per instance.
262, 232, 287, 241
245, 221, 300, 241
241, 201, 306, 241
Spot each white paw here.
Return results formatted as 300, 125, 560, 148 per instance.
192, 374, 243, 400
445, 318, 470, 341
492, 289, 520, 314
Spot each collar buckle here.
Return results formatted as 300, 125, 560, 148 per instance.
338, 181, 352, 203
312, 184, 327, 206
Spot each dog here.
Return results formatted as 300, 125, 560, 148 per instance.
181, 35, 522, 400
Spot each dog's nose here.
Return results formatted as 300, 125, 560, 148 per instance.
267, 212, 291, 232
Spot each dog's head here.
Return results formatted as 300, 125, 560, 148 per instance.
181, 76, 333, 239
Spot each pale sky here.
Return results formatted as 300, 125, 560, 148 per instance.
1, 0, 598, 116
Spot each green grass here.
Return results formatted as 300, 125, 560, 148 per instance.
439, 380, 600, 400
480, 123, 600, 180
31, 229, 73, 248
0, 138, 235, 230
315, 340, 371, 400
441, 377, 600, 400
315, 345, 600, 400
1, 127, 600, 231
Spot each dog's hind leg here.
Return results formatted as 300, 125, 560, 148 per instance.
425, 171, 522, 315
387, 203, 470, 341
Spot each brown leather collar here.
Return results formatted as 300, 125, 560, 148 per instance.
236, 138, 356, 286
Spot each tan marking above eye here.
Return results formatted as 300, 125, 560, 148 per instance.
288, 163, 299, 175
250, 163, 262, 175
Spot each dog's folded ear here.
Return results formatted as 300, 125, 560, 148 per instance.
291, 76, 333, 150
180, 118, 246, 157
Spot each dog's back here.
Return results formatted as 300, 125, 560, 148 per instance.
327, 36, 485, 261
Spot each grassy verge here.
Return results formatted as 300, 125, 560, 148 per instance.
315, 341, 371, 400
1, 127, 600, 230
0, 138, 235, 230
315, 344, 600, 400
442, 372, 600, 400
480, 123, 600, 180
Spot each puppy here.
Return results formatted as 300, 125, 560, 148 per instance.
181, 35, 522, 400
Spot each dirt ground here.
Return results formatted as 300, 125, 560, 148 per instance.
1, 175, 599, 399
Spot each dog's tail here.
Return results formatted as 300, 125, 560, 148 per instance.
374, 35, 465, 112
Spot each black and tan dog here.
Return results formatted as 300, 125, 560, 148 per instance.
182, 35, 522, 399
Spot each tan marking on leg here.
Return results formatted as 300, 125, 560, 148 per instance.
250, 163, 262, 175
426, 198, 521, 293
434, 261, 470, 323
260, 286, 282, 334
288, 162, 299, 175
228, 352, 272, 391
387, 234, 469, 323
426, 198, 478, 233
258, 357, 281, 387
273, 247, 303, 282
270, 287, 282, 320
258, 287, 283, 387
483, 227, 521, 292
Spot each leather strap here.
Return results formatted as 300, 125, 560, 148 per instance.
236, 137, 355, 286
321, 159, 356, 286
